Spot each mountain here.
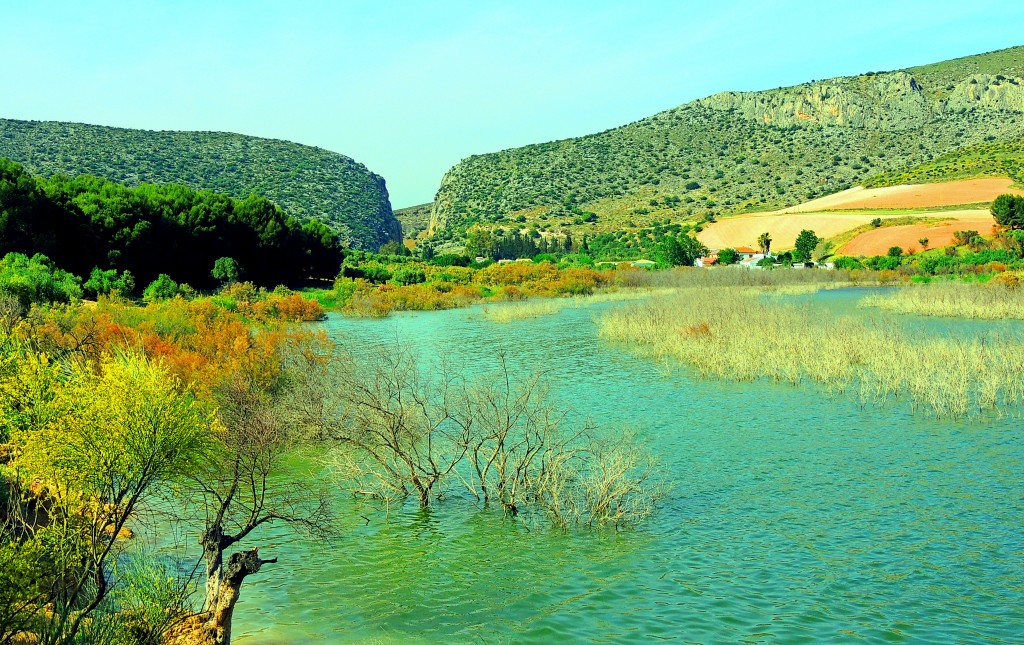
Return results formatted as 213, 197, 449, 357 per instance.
394, 202, 434, 240
0, 119, 401, 250
429, 46, 1024, 238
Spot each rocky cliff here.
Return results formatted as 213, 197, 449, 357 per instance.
698, 72, 1024, 129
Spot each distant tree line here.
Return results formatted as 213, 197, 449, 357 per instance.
0, 159, 343, 290
465, 228, 583, 260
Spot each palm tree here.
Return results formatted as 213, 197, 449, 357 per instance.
757, 232, 772, 255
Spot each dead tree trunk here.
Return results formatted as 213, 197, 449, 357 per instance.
202, 546, 276, 645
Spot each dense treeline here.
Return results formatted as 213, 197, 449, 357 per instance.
0, 159, 342, 290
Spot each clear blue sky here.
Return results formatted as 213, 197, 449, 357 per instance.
1, 1, 1022, 208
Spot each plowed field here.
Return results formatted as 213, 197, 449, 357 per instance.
699, 213, 900, 251
838, 216, 996, 256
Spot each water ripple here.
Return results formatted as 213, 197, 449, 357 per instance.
211, 299, 1024, 642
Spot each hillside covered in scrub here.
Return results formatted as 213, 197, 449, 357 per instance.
0, 118, 401, 249
429, 46, 1024, 239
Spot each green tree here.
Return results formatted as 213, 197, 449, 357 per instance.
657, 234, 707, 267
378, 240, 407, 256
83, 267, 135, 297
887, 246, 903, 258
793, 230, 820, 262
143, 273, 180, 301
717, 248, 740, 265
464, 227, 495, 259
757, 232, 772, 254
212, 257, 242, 285
832, 256, 865, 270
392, 266, 426, 286
361, 265, 392, 284
991, 194, 1024, 229
0, 252, 82, 308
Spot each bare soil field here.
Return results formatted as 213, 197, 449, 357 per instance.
775, 178, 1023, 213
698, 212, 902, 251
838, 215, 996, 256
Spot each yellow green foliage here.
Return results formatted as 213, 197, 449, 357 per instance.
12, 354, 218, 503
0, 340, 58, 443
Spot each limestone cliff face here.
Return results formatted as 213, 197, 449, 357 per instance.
429, 172, 459, 234
697, 71, 1024, 131
946, 75, 1024, 111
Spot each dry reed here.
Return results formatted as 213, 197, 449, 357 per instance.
479, 288, 680, 323
598, 286, 1024, 419
860, 280, 1024, 320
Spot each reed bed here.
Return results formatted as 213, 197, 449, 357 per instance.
860, 280, 1024, 320
479, 288, 681, 323
480, 299, 568, 322
598, 287, 1024, 419
612, 266, 899, 291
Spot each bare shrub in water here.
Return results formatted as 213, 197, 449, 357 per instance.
532, 430, 660, 529
302, 344, 660, 527
322, 344, 468, 507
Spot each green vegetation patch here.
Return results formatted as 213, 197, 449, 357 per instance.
864, 136, 1024, 188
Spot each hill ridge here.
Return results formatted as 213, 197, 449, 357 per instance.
428, 45, 1024, 239
0, 118, 401, 250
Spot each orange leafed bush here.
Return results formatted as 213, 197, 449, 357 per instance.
16, 295, 329, 399
248, 293, 325, 322
472, 262, 561, 287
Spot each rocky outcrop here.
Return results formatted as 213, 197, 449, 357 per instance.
697, 71, 1024, 131
944, 75, 1024, 112
697, 72, 935, 130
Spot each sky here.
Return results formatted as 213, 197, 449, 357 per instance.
1, 1, 1023, 208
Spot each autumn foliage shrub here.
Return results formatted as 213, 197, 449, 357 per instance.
332, 259, 616, 317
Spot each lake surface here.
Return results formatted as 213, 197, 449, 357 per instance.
228, 291, 1024, 643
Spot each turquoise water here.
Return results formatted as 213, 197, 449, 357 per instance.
227, 293, 1024, 643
